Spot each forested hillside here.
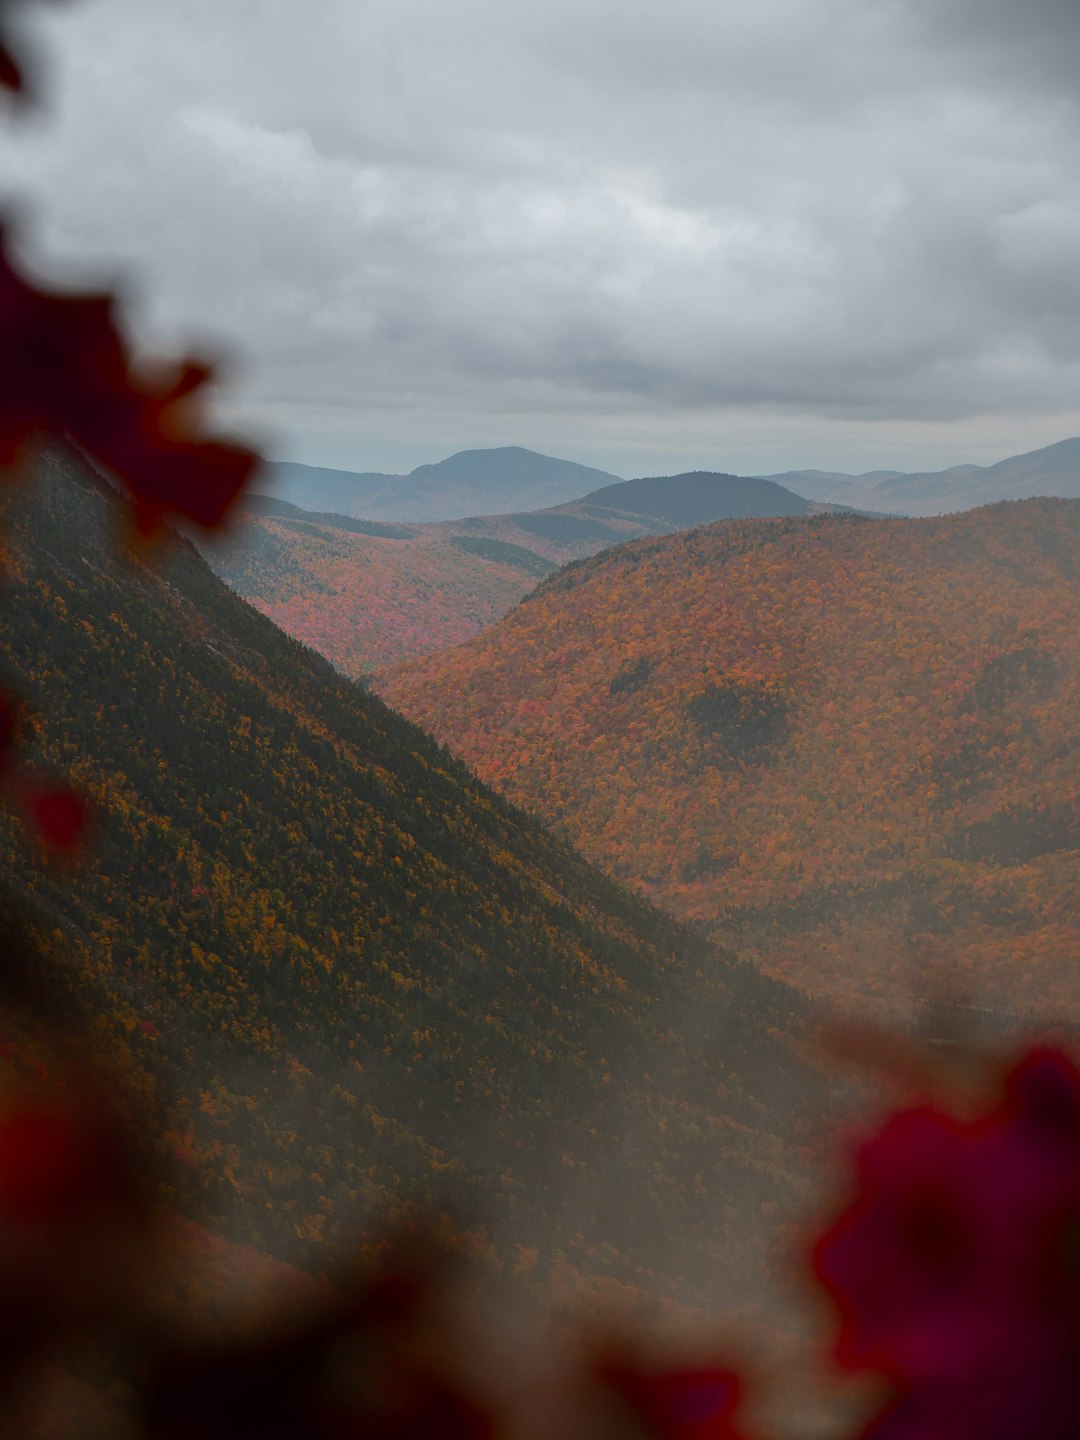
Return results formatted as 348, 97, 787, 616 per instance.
0, 448, 824, 1316
381, 503, 1080, 1018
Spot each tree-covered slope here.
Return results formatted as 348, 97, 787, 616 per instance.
381, 503, 1080, 1019
0, 447, 821, 1313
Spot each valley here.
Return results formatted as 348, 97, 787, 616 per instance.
4, 435, 1079, 1423
9, 2, 1080, 1428
0, 446, 829, 1320
204, 465, 824, 676
207, 436, 1080, 683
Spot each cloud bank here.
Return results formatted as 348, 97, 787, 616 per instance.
4, 0, 1080, 473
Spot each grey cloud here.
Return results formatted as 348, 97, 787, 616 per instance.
908, 0, 1080, 99
4, 0, 1080, 471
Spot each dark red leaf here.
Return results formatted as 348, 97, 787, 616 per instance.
814, 1047, 1080, 1439
599, 1358, 747, 1439
0, 1098, 140, 1230
0, 43, 20, 95
0, 225, 257, 532
0, 688, 15, 768
25, 783, 86, 850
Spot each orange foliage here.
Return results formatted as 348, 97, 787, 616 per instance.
381, 503, 1080, 1017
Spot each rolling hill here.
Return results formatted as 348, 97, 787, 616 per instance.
0, 444, 825, 1315
380, 502, 1080, 1020
204, 472, 822, 677
581, 471, 814, 527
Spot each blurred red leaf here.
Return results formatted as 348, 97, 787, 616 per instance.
0, 690, 87, 850
0, 0, 27, 98
0, 1103, 119, 1227
598, 1357, 748, 1440
366, 1376, 496, 1440
24, 782, 86, 849
814, 1047, 1080, 1439
142, 1274, 496, 1440
0, 46, 18, 94
0, 1087, 151, 1400
0, 225, 257, 533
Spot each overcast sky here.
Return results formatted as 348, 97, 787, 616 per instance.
5, 0, 1080, 477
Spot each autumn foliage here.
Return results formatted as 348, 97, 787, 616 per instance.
381, 505, 1080, 1017
206, 507, 542, 675
206, 474, 817, 679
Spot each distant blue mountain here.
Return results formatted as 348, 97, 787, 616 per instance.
769, 437, 1080, 515
263, 447, 622, 521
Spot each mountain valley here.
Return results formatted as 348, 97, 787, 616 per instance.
0, 447, 829, 1318
212, 436, 1080, 682
205, 469, 824, 676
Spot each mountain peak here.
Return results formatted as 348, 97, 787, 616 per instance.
406, 446, 622, 487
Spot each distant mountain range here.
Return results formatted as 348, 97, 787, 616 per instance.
263, 436, 1080, 526
381, 498, 1080, 1022
264, 447, 623, 521
767, 436, 1080, 515
206, 470, 822, 675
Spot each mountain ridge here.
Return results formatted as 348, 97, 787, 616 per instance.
766, 436, 1080, 514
